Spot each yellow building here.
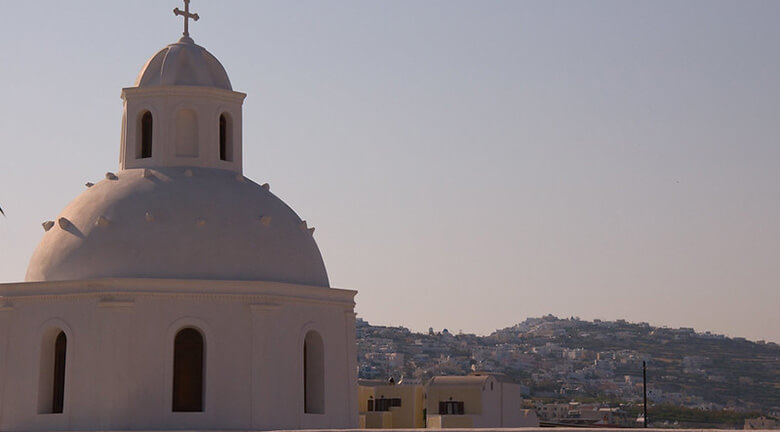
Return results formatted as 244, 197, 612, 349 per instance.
424, 373, 538, 428
358, 374, 538, 429
358, 379, 425, 428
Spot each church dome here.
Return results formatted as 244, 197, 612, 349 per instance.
135, 37, 232, 90
25, 168, 329, 287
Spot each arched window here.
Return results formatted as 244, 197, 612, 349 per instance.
52, 332, 66, 413
139, 111, 153, 159
219, 113, 232, 161
172, 328, 204, 412
303, 330, 324, 414
39, 330, 66, 414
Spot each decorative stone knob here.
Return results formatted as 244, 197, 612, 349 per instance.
58, 217, 71, 229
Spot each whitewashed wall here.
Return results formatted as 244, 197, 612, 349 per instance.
0, 279, 358, 431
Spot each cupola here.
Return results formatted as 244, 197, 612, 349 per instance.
119, 4, 246, 173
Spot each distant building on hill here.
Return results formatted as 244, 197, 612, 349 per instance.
535, 401, 620, 427
744, 416, 778, 430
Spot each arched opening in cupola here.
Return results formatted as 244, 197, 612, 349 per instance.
172, 327, 204, 412
219, 113, 233, 161
138, 111, 153, 159
303, 330, 324, 414
38, 329, 67, 414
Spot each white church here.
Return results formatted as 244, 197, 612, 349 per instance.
0, 2, 358, 430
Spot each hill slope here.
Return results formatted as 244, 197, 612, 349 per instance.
357, 315, 780, 413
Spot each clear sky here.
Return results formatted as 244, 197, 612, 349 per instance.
1, 1, 778, 343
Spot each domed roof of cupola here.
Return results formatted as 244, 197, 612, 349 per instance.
134, 37, 232, 90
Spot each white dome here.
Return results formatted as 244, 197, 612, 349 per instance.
135, 37, 232, 90
26, 168, 329, 287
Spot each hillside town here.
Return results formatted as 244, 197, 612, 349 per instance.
357, 315, 779, 428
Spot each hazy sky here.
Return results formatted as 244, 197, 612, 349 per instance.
1, 1, 778, 343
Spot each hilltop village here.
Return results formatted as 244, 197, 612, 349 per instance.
356, 315, 779, 427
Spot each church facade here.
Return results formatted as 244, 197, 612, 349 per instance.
0, 3, 358, 430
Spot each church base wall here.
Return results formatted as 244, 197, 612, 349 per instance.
0, 278, 357, 432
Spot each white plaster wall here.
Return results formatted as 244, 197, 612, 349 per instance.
473, 376, 500, 428
0, 306, 12, 428
0, 279, 357, 431
500, 382, 525, 427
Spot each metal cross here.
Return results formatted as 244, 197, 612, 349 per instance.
173, 0, 200, 38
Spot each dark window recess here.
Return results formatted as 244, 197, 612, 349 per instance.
303, 331, 325, 414
438, 401, 465, 415
367, 399, 374, 411
219, 114, 227, 161
172, 328, 204, 412
374, 397, 402, 412
303, 342, 307, 412
52, 332, 67, 414
141, 111, 153, 158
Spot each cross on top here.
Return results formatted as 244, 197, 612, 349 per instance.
173, 0, 199, 38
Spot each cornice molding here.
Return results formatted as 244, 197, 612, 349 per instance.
121, 85, 247, 103
0, 278, 356, 308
